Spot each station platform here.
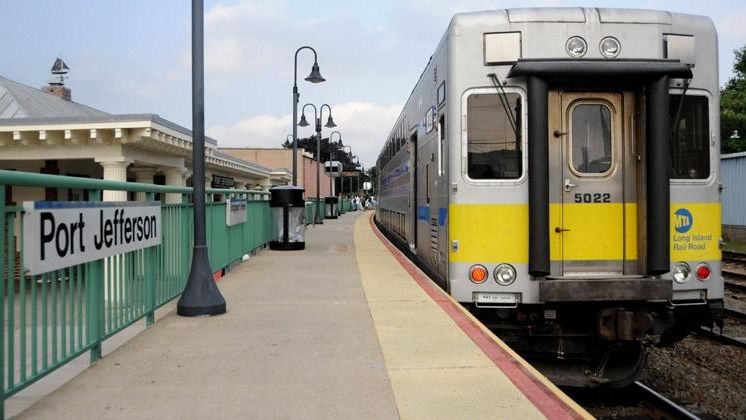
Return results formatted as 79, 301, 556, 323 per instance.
14, 212, 590, 419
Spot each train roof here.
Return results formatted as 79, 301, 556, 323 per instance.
450, 7, 713, 27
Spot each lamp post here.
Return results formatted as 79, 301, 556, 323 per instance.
299, 103, 336, 224
342, 145, 352, 195
353, 156, 360, 194
329, 131, 342, 198
177, 0, 226, 316
292, 47, 325, 186
360, 163, 366, 193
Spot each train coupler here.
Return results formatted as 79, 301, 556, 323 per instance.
597, 308, 654, 341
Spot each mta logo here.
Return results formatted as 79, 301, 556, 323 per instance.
674, 209, 693, 233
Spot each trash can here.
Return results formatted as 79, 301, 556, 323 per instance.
325, 196, 338, 219
269, 186, 305, 250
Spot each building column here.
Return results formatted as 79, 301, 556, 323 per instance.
130, 166, 157, 201
97, 160, 131, 305
164, 167, 188, 204
99, 160, 130, 202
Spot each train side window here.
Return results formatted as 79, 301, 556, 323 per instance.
670, 94, 709, 179
466, 93, 522, 179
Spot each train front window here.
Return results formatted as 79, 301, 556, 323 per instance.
570, 104, 612, 174
466, 93, 522, 179
670, 95, 710, 179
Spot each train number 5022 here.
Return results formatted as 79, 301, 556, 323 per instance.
574, 193, 611, 203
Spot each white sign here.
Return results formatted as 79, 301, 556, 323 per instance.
363, 181, 372, 191
226, 197, 247, 226
23, 201, 161, 275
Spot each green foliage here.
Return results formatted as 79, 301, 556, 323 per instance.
721, 45, 746, 153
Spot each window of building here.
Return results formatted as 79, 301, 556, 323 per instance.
466, 93, 522, 179
670, 94, 710, 179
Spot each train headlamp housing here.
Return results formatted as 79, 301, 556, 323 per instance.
565, 36, 587, 58
672, 262, 691, 284
494, 264, 517, 286
600, 37, 621, 58
469, 265, 489, 284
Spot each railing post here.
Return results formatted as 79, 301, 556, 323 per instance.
87, 189, 104, 363
0, 185, 6, 419
145, 192, 156, 326
182, 193, 191, 285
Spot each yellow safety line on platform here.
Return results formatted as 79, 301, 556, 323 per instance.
354, 214, 548, 419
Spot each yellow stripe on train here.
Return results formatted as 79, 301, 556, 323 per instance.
448, 202, 720, 264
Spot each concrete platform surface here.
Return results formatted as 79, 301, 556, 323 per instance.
15, 211, 591, 419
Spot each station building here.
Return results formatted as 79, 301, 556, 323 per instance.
219, 147, 332, 198
0, 72, 292, 204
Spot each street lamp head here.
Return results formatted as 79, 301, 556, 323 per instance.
298, 113, 310, 127
325, 115, 337, 128
305, 62, 325, 83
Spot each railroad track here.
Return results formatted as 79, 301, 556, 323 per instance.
726, 307, 746, 323
567, 380, 700, 419
633, 381, 700, 420
723, 250, 746, 265
725, 278, 746, 293
695, 327, 746, 349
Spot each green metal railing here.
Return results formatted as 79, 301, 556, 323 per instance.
0, 170, 271, 416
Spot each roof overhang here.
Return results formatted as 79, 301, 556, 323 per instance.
507, 59, 693, 81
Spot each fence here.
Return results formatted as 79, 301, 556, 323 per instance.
0, 170, 271, 417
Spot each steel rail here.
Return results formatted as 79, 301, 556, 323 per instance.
695, 327, 746, 349
633, 381, 700, 420
726, 307, 746, 323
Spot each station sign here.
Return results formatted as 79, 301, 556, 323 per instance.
22, 201, 161, 275
211, 175, 234, 189
226, 197, 247, 226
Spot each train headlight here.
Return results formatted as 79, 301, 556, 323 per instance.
469, 265, 489, 284
566, 36, 587, 58
695, 263, 711, 281
600, 37, 621, 58
494, 264, 517, 286
672, 262, 691, 284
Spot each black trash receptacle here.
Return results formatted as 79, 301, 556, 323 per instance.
269, 186, 306, 250
325, 196, 338, 219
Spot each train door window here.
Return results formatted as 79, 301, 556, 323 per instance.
670, 94, 710, 179
466, 92, 522, 179
570, 103, 613, 174
438, 115, 445, 176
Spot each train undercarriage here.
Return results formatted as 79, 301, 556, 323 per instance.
471, 300, 723, 387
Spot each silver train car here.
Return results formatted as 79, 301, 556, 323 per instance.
375, 8, 722, 387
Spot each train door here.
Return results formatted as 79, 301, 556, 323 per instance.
552, 91, 637, 276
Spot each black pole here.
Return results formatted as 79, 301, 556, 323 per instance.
645, 75, 671, 275
527, 76, 550, 278
315, 122, 323, 224
177, 0, 226, 316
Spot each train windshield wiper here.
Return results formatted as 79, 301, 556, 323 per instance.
670, 79, 691, 175
488, 73, 518, 139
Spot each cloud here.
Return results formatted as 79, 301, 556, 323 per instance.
208, 101, 401, 167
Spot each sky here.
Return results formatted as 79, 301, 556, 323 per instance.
1, 0, 745, 168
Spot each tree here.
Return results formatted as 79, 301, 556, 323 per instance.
721, 44, 746, 153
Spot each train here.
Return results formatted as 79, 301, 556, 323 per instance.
375, 7, 722, 387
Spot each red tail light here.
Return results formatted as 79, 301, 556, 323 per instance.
696, 263, 711, 281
